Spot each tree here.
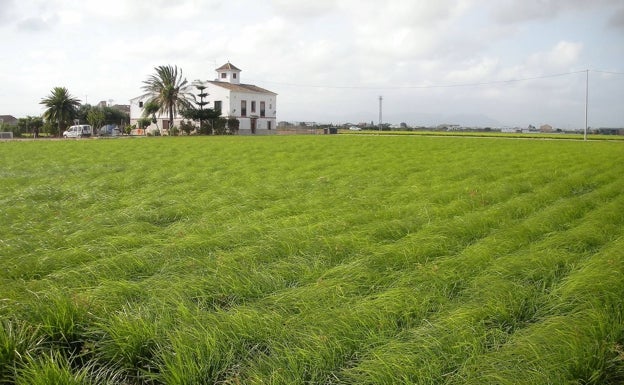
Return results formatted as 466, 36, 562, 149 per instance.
227, 117, 240, 135
17, 116, 44, 138
180, 107, 221, 135
141, 65, 194, 134
79, 104, 129, 128
76, 104, 92, 124
179, 120, 195, 135
103, 106, 129, 127
87, 108, 105, 134
137, 117, 152, 131
142, 100, 160, 135
212, 117, 228, 135
40, 87, 81, 137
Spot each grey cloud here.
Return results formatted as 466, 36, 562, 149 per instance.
490, 0, 570, 23
489, 0, 619, 23
0, 0, 16, 23
16, 16, 52, 31
608, 7, 624, 28
17, 16, 58, 32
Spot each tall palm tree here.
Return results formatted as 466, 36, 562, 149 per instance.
141, 65, 194, 135
40, 87, 81, 137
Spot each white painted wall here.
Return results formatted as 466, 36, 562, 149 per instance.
130, 82, 277, 135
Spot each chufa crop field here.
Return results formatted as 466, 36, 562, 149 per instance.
1, 134, 623, 384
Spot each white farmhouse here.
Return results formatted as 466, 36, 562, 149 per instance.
130, 62, 277, 135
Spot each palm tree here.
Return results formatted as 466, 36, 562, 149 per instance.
40, 87, 81, 137
141, 65, 194, 135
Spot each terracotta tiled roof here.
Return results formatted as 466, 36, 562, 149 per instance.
216, 62, 241, 71
208, 81, 276, 95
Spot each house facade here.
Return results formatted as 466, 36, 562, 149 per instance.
130, 63, 277, 135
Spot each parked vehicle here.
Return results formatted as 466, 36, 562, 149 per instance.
63, 125, 92, 138
98, 124, 121, 137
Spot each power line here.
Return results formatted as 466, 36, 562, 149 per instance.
248, 69, 621, 90
591, 69, 624, 76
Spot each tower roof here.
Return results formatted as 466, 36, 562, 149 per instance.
216, 62, 241, 71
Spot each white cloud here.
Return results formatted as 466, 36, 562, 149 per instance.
348, 0, 466, 59
0, 0, 622, 128
270, 0, 335, 19
444, 57, 500, 83
526, 41, 583, 72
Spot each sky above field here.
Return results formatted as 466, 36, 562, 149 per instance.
1, 0, 623, 128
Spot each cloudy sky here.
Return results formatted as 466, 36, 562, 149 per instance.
1, 0, 623, 128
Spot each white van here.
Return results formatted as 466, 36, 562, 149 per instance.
63, 125, 92, 138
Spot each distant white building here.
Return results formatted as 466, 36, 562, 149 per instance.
130, 62, 277, 135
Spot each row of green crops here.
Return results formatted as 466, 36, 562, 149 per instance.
340, 129, 624, 141
1, 135, 623, 384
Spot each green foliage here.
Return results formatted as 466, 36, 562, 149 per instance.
86, 108, 105, 132
137, 118, 151, 130
102, 106, 129, 127
41, 121, 57, 137
92, 305, 163, 382
178, 120, 195, 135
0, 137, 622, 384
212, 117, 228, 135
141, 65, 194, 130
180, 106, 220, 122
142, 100, 159, 123
78, 105, 129, 129
15, 353, 91, 385
0, 319, 43, 383
40, 87, 81, 136
180, 106, 221, 135
0, 122, 16, 137
16, 116, 44, 138
227, 117, 240, 134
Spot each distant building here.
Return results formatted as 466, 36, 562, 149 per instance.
0, 115, 18, 126
540, 124, 553, 133
500, 127, 519, 133
130, 62, 277, 135
111, 104, 130, 115
596, 127, 624, 135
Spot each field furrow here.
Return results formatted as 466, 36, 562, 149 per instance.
0, 136, 622, 384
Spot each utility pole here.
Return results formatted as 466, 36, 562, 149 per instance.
379, 95, 383, 131
584, 69, 588, 141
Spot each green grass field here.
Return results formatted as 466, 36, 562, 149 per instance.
1, 135, 623, 384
